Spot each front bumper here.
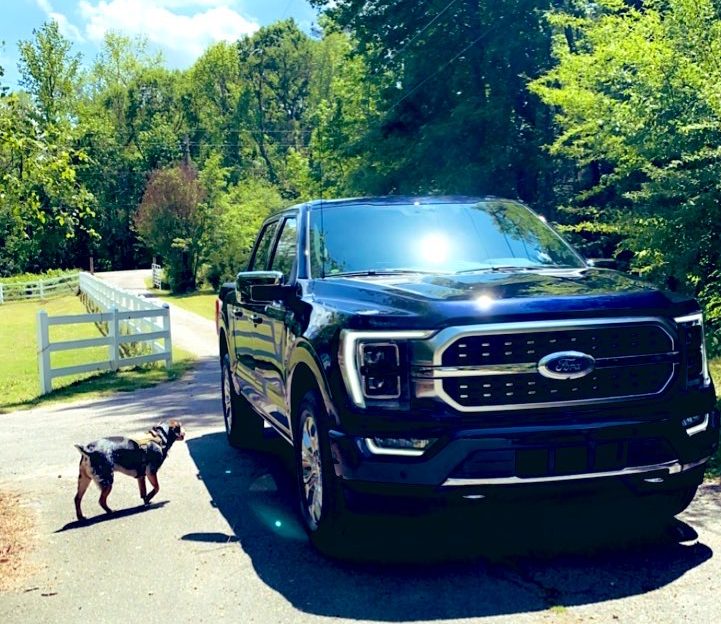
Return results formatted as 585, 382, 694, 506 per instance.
328, 408, 719, 497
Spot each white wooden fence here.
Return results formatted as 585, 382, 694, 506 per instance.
0, 273, 79, 304
151, 263, 164, 289
37, 272, 172, 395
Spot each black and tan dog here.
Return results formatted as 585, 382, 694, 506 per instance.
74, 420, 186, 521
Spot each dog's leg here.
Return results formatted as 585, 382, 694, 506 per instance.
98, 484, 113, 514
145, 473, 159, 504
137, 476, 148, 504
75, 459, 92, 521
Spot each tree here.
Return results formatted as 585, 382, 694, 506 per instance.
237, 20, 316, 192
204, 178, 284, 287
18, 21, 81, 126
135, 163, 211, 291
75, 34, 168, 270
530, 0, 721, 346
311, 0, 561, 208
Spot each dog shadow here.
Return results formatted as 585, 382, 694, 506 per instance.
55, 500, 169, 532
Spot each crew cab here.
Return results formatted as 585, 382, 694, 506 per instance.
216, 196, 719, 549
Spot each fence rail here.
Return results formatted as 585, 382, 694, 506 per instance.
0, 273, 80, 304
37, 272, 172, 395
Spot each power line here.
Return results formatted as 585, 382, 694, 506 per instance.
390, 0, 461, 62
387, 28, 492, 113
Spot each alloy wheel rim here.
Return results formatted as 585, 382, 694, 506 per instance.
300, 411, 323, 525
222, 366, 233, 435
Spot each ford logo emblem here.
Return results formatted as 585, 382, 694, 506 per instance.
538, 351, 595, 380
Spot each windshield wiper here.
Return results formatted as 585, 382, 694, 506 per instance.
328, 268, 444, 278
454, 265, 539, 274
455, 264, 580, 275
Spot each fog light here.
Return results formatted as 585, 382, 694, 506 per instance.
682, 413, 710, 436
366, 437, 436, 456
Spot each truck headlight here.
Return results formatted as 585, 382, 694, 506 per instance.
675, 312, 711, 388
339, 330, 434, 407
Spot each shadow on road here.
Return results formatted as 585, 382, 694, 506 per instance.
50, 358, 220, 430
55, 501, 169, 532
186, 431, 713, 620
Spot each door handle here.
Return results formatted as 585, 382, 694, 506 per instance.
250, 314, 263, 325
232, 309, 244, 319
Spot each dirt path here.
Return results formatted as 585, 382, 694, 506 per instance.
1, 271, 721, 624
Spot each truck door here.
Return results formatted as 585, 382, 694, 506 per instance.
259, 215, 298, 432
231, 219, 279, 410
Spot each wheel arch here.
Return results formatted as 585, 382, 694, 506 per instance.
287, 341, 337, 437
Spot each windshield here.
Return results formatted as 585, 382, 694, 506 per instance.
309, 200, 585, 277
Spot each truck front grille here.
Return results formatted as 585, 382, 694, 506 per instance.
441, 324, 673, 367
413, 319, 679, 412
442, 363, 674, 408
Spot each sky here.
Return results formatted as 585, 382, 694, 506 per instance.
0, 0, 319, 89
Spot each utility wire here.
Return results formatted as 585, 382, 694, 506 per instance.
390, 0, 461, 62
387, 28, 492, 112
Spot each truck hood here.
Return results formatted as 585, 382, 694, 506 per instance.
307, 268, 696, 327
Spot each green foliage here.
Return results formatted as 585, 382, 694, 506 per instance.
18, 21, 80, 125
204, 178, 284, 287
0, 268, 79, 284
531, 0, 721, 349
312, 0, 560, 206
135, 163, 208, 291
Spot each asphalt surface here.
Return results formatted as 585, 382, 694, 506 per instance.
1, 271, 721, 623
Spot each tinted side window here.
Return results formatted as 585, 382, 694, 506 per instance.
270, 217, 298, 280
249, 221, 279, 270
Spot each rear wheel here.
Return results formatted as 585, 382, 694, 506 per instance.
294, 390, 347, 551
221, 353, 263, 449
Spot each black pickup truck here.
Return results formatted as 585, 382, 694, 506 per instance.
216, 196, 719, 548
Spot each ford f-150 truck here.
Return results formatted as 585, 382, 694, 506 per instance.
215, 196, 719, 549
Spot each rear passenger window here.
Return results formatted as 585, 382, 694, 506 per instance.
270, 217, 298, 280
250, 221, 279, 270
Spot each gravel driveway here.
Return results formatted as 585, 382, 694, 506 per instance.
1, 271, 720, 624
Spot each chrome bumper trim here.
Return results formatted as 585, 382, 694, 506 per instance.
441, 457, 709, 487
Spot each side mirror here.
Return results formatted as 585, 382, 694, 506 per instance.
586, 258, 619, 270
236, 270, 293, 304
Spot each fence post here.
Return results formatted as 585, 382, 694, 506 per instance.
0, 283, 3, 305
109, 307, 120, 371
39, 279, 45, 300
162, 304, 172, 367
37, 310, 52, 394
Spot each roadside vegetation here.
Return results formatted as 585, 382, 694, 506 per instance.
0, 295, 195, 413
155, 289, 217, 322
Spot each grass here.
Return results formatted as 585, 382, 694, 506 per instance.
707, 359, 721, 479
154, 288, 218, 321
0, 295, 196, 413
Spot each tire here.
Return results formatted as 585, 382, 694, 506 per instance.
293, 390, 347, 551
221, 353, 263, 449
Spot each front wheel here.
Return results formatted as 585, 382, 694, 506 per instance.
221, 353, 263, 449
294, 390, 347, 551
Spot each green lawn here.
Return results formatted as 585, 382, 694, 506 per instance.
155, 289, 218, 321
0, 295, 195, 413
707, 359, 721, 478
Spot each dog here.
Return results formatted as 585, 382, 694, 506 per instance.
73, 420, 186, 521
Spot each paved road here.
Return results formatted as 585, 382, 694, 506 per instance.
1, 271, 721, 623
